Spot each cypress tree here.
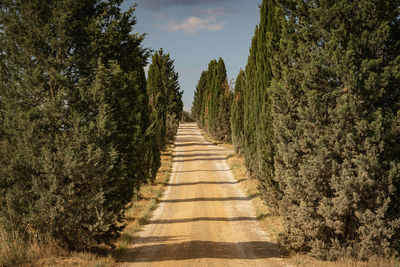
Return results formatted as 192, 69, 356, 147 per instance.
240, 0, 281, 210
0, 0, 150, 249
192, 71, 208, 124
215, 59, 232, 142
231, 70, 246, 154
217, 69, 232, 143
255, 0, 281, 210
163, 51, 183, 142
202, 60, 218, 132
243, 26, 259, 177
273, 0, 400, 259
146, 49, 182, 177
197, 58, 231, 141
146, 50, 166, 179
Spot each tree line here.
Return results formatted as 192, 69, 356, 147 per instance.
0, 0, 182, 250
192, 58, 232, 142
192, 0, 400, 260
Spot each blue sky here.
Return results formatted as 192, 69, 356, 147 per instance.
122, 0, 261, 110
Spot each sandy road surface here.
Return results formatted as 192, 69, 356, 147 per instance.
121, 123, 287, 266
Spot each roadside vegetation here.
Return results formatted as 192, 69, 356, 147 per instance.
201, 129, 400, 267
0, 1, 181, 266
193, 0, 400, 262
0, 0, 399, 265
0, 145, 173, 267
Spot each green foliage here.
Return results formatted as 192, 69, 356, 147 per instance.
0, 0, 150, 250
163, 52, 183, 142
192, 58, 232, 142
192, 71, 207, 124
147, 51, 167, 178
147, 49, 182, 178
241, 0, 281, 210
243, 26, 259, 178
192, 0, 400, 260
272, 0, 400, 259
231, 70, 246, 155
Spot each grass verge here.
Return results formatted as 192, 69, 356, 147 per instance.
0, 225, 114, 267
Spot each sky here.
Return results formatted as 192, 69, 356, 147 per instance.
122, 0, 262, 111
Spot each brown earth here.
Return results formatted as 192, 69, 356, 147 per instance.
120, 123, 288, 267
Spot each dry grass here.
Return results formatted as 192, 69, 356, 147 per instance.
114, 145, 173, 260
0, 223, 58, 267
288, 254, 400, 267
199, 130, 399, 267
0, 222, 113, 267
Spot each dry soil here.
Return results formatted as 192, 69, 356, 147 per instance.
121, 123, 287, 267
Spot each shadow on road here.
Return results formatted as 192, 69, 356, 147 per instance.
167, 181, 239, 186
122, 240, 287, 262
148, 216, 257, 224
173, 169, 232, 173
173, 153, 223, 158
159, 197, 248, 203
172, 155, 233, 163
175, 142, 211, 147
174, 149, 226, 153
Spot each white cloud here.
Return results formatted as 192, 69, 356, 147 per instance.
165, 15, 226, 35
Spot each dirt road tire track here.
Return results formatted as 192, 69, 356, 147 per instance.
121, 123, 287, 266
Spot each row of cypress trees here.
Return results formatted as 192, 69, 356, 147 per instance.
147, 49, 183, 178
192, 58, 232, 142
0, 0, 182, 250
193, 0, 400, 260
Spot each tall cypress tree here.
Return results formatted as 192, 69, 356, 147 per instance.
146, 50, 166, 179
163, 51, 183, 142
255, 0, 281, 210
216, 61, 232, 143
146, 49, 182, 177
0, 0, 150, 249
243, 26, 259, 177
231, 70, 246, 154
192, 71, 208, 124
239, 0, 281, 210
273, 0, 400, 259
203, 60, 218, 133
198, 58, 231, 141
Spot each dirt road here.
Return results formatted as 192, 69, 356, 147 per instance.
121, 123, 287, 266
